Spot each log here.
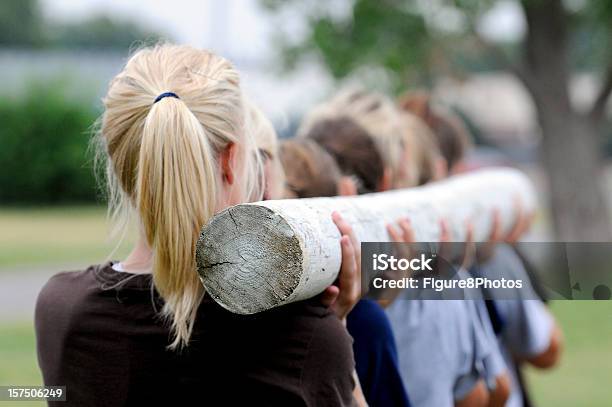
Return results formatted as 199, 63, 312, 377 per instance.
196, 168, 537, 314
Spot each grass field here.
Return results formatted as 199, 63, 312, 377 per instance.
0, 206, 133, 270
0, 322, 44, 407
526, 302, 612, 406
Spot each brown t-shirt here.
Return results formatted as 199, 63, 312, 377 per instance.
35, 263, 356, 406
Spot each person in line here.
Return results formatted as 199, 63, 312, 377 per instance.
35, 44, 366, 407
399, 91, 562, 407
472, 207, 562, 407
298, 115, 412, 407
472, 242, 563, 407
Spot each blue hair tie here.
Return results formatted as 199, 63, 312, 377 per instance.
154, 92, 180, 104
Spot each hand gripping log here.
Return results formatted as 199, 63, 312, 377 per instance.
196, 168, 537, 314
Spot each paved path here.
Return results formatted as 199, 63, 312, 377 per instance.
0, 265, 83, 323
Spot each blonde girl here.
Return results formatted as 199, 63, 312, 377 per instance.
35, 44, 362, 407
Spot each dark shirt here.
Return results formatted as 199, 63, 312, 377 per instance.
35, 262, 356, 407
346, 299, 411, 407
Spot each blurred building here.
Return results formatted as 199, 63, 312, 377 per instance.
434, 72, 606, 147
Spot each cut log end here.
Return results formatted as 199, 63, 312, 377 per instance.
196, 204, 303, 314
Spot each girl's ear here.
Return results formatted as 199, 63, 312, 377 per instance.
377, 167, 393, 192
399, 91, 431, 119
220, 142, 236, 185
434, 156, 449, 180
337, 176, 358, 196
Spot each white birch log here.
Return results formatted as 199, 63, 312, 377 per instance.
196, 167, 537, 314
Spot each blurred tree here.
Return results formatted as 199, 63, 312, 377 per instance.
0, 0, 44, 46
0, 79, 100, 204
263, 0, 612, 241
47, 15, 166, 50
0, 0, 167, 49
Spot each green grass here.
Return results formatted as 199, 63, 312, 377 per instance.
0, 322, 44, 407
0, 206, 133, 270
526, 301, 612, 406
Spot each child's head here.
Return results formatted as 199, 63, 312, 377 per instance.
299, 89, 420, 189
279, 139, 341, 199
98, 44, 262, 348
301, 116, 388, 194
398, 90, 472, 175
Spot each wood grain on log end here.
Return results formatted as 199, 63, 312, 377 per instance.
196, 204, 303, 314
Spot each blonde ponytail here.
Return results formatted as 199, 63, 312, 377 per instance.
98, 44, 262, 349
137, 96, 216, 347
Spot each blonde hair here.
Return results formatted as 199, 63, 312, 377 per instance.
279, 138, 341, 198
400, 112, 444, 185
97, 44, 262, 349
247, 101, 276, 157
298, 88, 419, 188
246, 100, 285, 199
398, 90, 472, 172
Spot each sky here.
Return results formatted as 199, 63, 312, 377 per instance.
40, 0, 284, 62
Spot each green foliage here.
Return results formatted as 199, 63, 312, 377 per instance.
312, 1, 428, 81
267, 0, 431, 92
569, 0, 612, 70
0, 80, 100, 204
0, 0, 44, 47
263, 0, 612, 90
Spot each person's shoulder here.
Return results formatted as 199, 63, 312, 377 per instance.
38, 265, 101, 300
45, 267, 94, 285
36, 264, 108, 320
35, 265, 110, 344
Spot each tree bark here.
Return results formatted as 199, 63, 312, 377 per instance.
521, 0, 612, 241
536, 102, 611, 241
196, 168, 536, 314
